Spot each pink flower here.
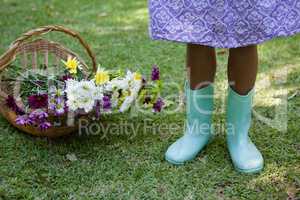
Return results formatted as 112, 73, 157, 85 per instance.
6, 95, 25, 115
28, 94, 48, 109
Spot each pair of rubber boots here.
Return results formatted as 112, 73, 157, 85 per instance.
165, 82, 263, 173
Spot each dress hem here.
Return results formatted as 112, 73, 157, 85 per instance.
150, 32, 300, 48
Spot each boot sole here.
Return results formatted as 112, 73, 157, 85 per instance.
165, 156, 185, 165
165, 154, 199, 165
167, 157, 264, 173
234, 165, 263, 174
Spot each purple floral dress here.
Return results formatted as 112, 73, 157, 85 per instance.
149, 0, 300, 48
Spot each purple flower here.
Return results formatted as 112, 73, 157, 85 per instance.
151, 65, 160, 81
39, 121, 51, 131
55, 97, 65, 115
29, 110, 49, 121
49, 97, 65, 116
48, 88, 66, 116
16, 115, 26, 125
95, 100, 101, 119
56, 97, 63, 105
64, 101, 69, 113
55, 104, 65, 116
102, 96, 111, 111
5, 95, 25, 115
49, 103, 56, 111
62, 74, 73, 81
16, 110, 51, 131
153, 97, 164, 112
6, 95, 16, 108
28, 94, 48, 109
16, 115, 33, 126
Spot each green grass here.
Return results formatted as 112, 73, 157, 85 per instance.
0, 0, 300, 199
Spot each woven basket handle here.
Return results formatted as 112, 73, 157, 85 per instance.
0, 25, 97, 72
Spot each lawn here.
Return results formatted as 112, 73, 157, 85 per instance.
0, 0, 300, 199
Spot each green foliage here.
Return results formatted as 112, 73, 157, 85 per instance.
20, 73, 50, 97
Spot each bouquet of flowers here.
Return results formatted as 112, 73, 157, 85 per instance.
5, 56, 164, 132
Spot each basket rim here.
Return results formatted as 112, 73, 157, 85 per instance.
0, 25, 97, 72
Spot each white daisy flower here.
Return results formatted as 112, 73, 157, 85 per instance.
119, 95, 135, 112
93, 86, 104, 100
65, 80, 98, 112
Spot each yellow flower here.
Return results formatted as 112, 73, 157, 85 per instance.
62, 56, 79, 74
133, 72, 142, 81
95, 67, 110, 85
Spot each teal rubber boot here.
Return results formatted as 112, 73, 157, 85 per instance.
226, 87, 264, 173
165, 82, 214, 165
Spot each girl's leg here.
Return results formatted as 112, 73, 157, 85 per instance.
227, 45, 258, 94
165, 44, 216, 165
226, 45, 263, 173
187, 44, 217, 89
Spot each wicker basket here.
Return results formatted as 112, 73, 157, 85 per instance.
0, 25, 97, 138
